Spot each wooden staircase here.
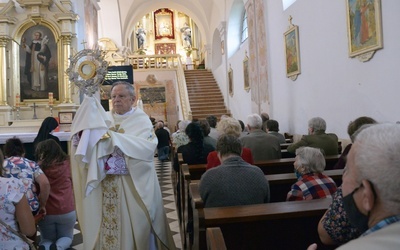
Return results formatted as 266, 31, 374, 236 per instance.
184, 69, 230, 120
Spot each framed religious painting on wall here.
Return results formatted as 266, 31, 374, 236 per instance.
154, 8, 175, 40
19, 25, 59, 102
228, 65, 233, 97
243, 51, 250, 92
346, 0, 383, 62
284, 18, 301, 81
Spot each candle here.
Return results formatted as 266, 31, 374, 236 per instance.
48, 92, 53, 105
15, 93, 20, 107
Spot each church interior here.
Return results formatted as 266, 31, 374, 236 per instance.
0, 0, 399, 249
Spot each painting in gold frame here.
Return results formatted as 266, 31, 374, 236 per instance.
243, 52, 250, 92
284, 24, 300, 80
154, 8, 175, 40
19, 25, 59, 102
346, 0, 382, 61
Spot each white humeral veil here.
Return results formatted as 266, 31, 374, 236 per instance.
70, 96, 175, 249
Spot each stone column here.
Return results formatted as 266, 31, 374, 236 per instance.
0, 37, 9, 106
61, 35, 73, 103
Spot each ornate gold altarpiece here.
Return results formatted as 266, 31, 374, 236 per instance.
0, 0, 78, 133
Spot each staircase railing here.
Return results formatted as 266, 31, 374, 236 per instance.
126, 54, 180, 69
176, 58, 192, 121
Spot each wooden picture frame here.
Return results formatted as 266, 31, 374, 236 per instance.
284, 22, 301, 80
228, 65, 233, 97
243, 51, 250, 92
58, 112, 75, 124
346, 0, 383, 62
154, 8, 175, 40
19, 25, 59, 102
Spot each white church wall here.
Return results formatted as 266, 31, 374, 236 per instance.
264, 0, 400, 139
226, 40, 251, 122
97, 0, 123, 45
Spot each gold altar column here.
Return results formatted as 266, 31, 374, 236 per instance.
0, 37, 8, 106
61, 35, 73, 103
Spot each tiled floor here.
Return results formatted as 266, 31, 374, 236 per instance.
48, 158, 182, 249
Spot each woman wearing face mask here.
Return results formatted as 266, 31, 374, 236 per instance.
286, 147, 337, 201
316, 122, 377, 246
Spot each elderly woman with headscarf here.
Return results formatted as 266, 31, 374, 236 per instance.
287, 147, 337, 201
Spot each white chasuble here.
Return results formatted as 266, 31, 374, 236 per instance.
71, 96, 175, 250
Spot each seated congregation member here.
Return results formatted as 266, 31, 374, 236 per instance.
35, 139, 76, 250
287, 147, 337, 201
260, 112, 269, 131
317, 186, 362, 246
198, 119, 217, 149
173, 122, 214, 172
171, 120, 181, 138
155, 121, 171, 162
266, 119, 286, 143
287, 117, 338, 156
309, 124, 400, 250
2, 137, 50, 216
240, 113, 281, 162
317, 121, 377, 246
333, 116, 376, 170
0, 149, 36, 250
173, 122, 214, 224
207, 117, 253, 170
172, 120, 190, 149
238, 119, 248, 137
206, 115, 219, 140
200, 135, 270, 208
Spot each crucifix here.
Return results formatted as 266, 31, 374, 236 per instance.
81, 40, 87, 49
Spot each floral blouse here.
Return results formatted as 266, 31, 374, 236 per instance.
321, 186, 362, 244
0, 177, 29, 250
3, 156, 44, 212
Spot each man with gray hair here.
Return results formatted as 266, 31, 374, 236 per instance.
240, 113, 281, 162
309, 123, 400, 249
70, 81, 175, 249
287, 117, 338, 156
199, 134, 270, 208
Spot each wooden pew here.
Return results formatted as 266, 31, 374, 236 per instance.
280, 143, 292, 150
183, 155, 340, 180
266, 169, 343, 202
188, 169, 343, 203
206, 227, 226, 250
255, 154, 340, 175
190, 183, 335, 250
281, 149, 296, 158
184, 169, 342, 248
176, 153, 188, 249
179, 157, 341, 246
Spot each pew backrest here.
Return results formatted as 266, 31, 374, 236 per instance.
190, 182, 333, 250
206, 227, 227, 250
